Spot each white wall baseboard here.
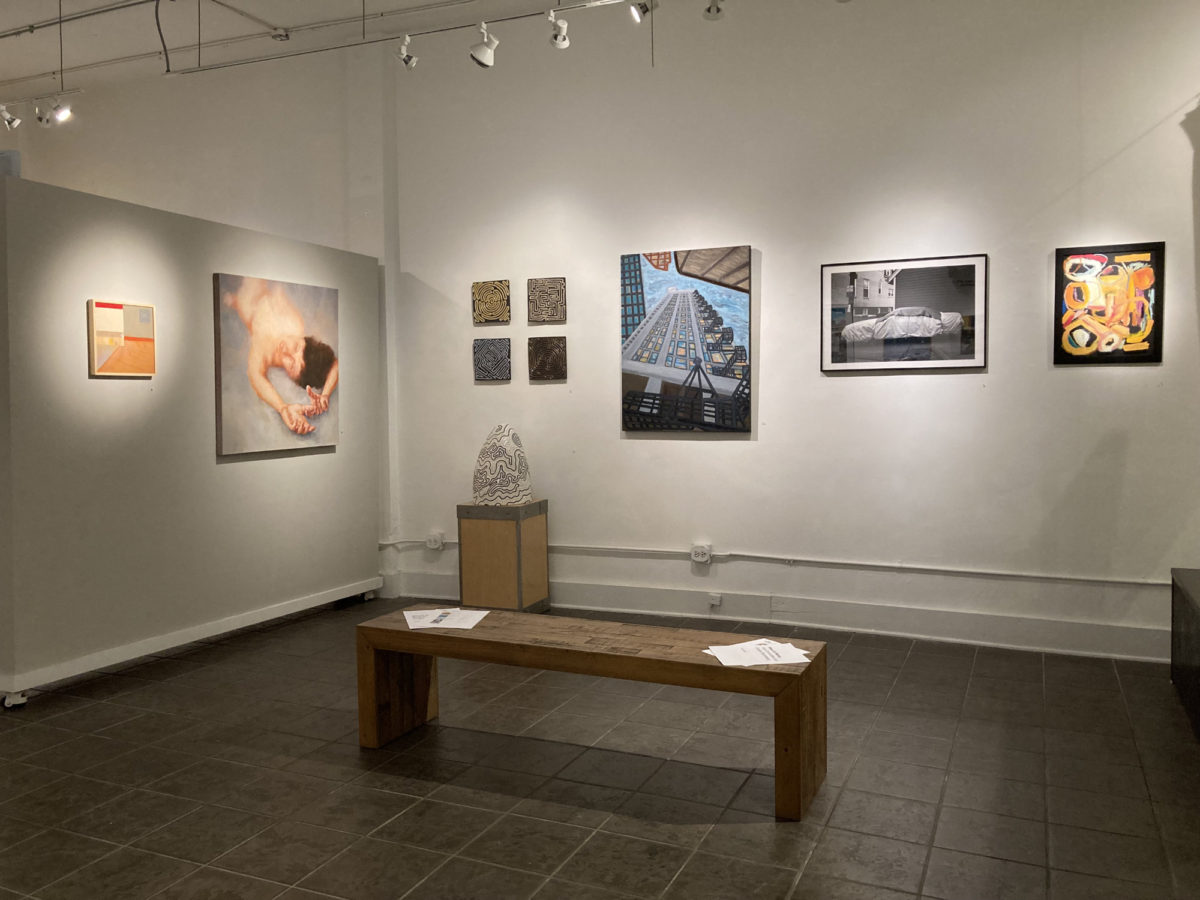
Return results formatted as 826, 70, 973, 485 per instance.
2, 577, 383, 693
384, 571, 1169, 661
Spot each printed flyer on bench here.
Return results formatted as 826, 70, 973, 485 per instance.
404, 609, 490, 630
705, 638, 811, 667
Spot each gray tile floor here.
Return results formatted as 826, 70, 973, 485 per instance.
0, 596, 1197, 899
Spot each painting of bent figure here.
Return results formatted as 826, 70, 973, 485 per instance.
619, 245, 752, 433
214, 273, 339, 456
1054, 242, 1164, 365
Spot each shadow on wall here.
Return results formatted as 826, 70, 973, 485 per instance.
1182, 104, 1200, 353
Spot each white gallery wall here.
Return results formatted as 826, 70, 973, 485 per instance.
381, 0, 1200, 659
5, 0, 1200, 661
0, 177, 383, 692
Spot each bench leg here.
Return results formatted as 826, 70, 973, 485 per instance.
357, 633, 438, 748
773, 653, 828, 820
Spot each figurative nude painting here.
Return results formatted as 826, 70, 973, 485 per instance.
619, 245, 751, 432
1054, 242, 1164, 365
214, 273, 339, 455
821, 254, 988, 372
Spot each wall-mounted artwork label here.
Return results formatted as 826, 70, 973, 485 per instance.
472, 280, 511, 323
474, 338, 511, 381
214, 274, 339, 456
528, 336, 567, 381
87, 299, 155, 377
821, 254, 988, 372
1054, 242, 1164, 365
620, 245, 751, 432
528, 277, 567, 323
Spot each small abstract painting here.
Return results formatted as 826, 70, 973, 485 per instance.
821, 254, 988, 372
473, 280, 511, 324
620, 245, 751, 432
1054, 241, 1164, 365
473, 338, 511, 381
528, 277, 567, 323
87, 299, 156, 377
214, 273, 339, 456
528, 336, 567, 381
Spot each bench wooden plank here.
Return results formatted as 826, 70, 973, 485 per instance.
357, 605, 826, 819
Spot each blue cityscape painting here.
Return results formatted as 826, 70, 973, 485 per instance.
619, 246, 751, 432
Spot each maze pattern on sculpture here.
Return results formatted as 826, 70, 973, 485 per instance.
528, 277, 567, 322
473, 426, 532, 504
473, 338, 511, 381
529, 336, 567, 380
473, 280, 511, 323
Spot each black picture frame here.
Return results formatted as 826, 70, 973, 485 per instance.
821, 254, 988, 373
1053, 241, 1165, 366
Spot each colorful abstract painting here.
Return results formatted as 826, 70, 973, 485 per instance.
821, 254, 988, 372
474, 338, 511, 381
473, 280, 511, 324
1054, 242, 1164, 365
528, 277, 567, 323
620, 246, 751, 432
87, 299, 155, 377
214, 274, 339, 456
528, 336, 567, 381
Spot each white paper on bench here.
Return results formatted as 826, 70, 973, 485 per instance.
704, 638, 811, 667
404, 609, 490, 630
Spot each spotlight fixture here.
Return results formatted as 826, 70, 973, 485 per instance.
703, 0, 723, 20
0, 106, 19, 131
33, 100, 71, 127
396, 34, 418, 69
630, 0, 659, 23
548, 11, 569, 49
469, 22, 499, 68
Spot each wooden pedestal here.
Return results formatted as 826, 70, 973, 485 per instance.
457, 500, 549, 612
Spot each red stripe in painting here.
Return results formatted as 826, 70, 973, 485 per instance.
95, 302, 124, 309
124, 336, 153, 342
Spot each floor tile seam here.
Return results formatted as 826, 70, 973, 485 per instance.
499, 830, 604, 897
912, 737, 959, 899
52, 791, 205, 845
1046, 856, 1173, 887
138, 864, 290, 900
648, 830, 708, 899
24, 841, 187, 898
781, 832, 819, 899
206, 847, 356, 895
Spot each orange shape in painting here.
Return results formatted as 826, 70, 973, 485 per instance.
643, 252, 671, 271
98, 337, 155, 374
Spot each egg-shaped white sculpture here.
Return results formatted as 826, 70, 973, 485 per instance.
472, 424, 533, 505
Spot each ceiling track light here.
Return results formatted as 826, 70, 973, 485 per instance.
630, 0, 660, 24
548, 11, 570, 49
33, 99, 71, 127
0, 106, 19, 131
396, 34, 417, 69
469, 21, 499, 68
703, 0, 723, 20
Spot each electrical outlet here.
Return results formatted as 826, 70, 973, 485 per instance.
425, 530, 444, 550
708, 592, 722, 608
690, 543, 712, 564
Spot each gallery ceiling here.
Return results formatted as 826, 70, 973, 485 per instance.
0, 0, 568, 100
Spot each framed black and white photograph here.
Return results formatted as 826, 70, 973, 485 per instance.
821, 254, 988, 373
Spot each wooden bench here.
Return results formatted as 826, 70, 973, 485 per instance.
357, 605, 827, 820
